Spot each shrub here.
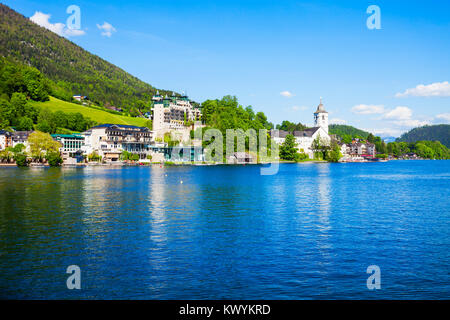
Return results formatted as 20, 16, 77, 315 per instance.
47, 151, 63, 167
14, 153, 28, 167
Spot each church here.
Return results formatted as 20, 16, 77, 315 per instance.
271, 98, 331, 159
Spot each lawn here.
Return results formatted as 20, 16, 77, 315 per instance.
29, 96, 150, 127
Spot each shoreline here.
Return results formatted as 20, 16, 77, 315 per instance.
1, 158, 445, 168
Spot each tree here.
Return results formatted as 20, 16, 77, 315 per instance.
88, 151, 102, 162
36, 120, 52, 133
0, 98, 12, 128
280, 134, 298, 161
17, 116, 33, 131
0, 147, 14, 163
14, 152, 28, 167
27, 131, 61, 161
326, 141, 342, 162
10, 92, 27, 120
12, 143, 26, 153
47, 151, 63, 167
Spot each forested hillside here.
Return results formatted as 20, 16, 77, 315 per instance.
0, 4, 175, 113
396, 125, 450, 148
328, 124, 370, 139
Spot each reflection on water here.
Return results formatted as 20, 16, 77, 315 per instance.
0, 161, 449, 299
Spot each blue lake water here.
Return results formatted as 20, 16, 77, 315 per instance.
0, 161, 449, 299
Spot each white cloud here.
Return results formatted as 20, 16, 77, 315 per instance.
392, 119, 430, 127
351, 104, 385, 114
97, 22, 116, 37
30, 11, 85, 37
395, 81, 450, 97
330, 118, 347, 124
280, 91, 294, 98
365, 127, 403, 138
436, 113, 450, 123
383, 106, 413, 120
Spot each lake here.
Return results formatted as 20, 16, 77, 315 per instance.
0, 161, 449, 299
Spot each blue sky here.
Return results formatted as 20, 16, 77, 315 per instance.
3, 0, 450, 137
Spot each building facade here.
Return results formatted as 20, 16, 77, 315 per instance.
151, 92, 202, 132
0, 130, 12, 150
340, 141, 376, 158
271, 99, 331, 159
83, 124, 153, 161
52, 134, 85, 163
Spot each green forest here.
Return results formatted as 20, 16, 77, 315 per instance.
0, 57, 95, 133
396, 125, 450, 148
0, 4, 177, 115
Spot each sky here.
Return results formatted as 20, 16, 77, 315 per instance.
3, 0, 450, 137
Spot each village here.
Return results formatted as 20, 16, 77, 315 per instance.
0, 96, 424, 166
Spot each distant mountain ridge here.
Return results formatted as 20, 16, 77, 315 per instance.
396, 124, 450, 148
0, 4, 175, 112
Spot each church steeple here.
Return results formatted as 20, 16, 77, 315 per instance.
315, 97, 327, 113
314, 97, 329, 134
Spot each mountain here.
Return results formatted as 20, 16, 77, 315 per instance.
0, 4, 174, 112
328, 124, 370, 139
381, 136, 397, 143
396, 124, 450, 148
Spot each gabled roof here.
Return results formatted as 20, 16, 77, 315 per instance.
0, 130, 12, 136
270, 129, 290, 138
293, 127, 320, 137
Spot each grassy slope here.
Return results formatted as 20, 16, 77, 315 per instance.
30, 97, 150, 127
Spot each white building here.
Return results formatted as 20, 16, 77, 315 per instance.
151, 92, 202, 133
0, 130, 33, 151
271, 98, 331, 159
82, 124, 153, 162
0, 130, 12, 150
340, 141, 376, 158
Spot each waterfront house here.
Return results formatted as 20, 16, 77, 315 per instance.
340, 141, 376, 158
52, 134, 85, 163
228, 152, 255, 164
0, 130, 13, 150
162, 146, 205, 162
12, 131, 33, 147
82, 124, 153, 162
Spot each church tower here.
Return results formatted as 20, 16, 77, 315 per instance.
314, 97, 328, 134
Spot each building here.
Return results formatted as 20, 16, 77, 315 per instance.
52, 134, 85, 163
12, 131, 33, 147
340, 141, 376, 158
0, 130, 13, 150
271, 98, 331, 159
82, 124, 153, 162
0, 130, 33, 150
227, 152, 255, 164
73, 95, 88, 101
151, 92, 202, 132
161, 146, 205, 162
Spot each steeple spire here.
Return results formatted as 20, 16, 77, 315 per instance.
315, 97, 327, 113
